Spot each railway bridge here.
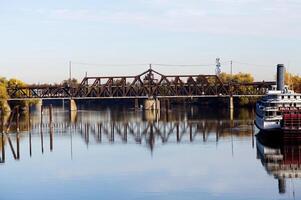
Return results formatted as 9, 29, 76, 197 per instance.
7, 68, 275, 110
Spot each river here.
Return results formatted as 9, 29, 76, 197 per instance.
0, 104, 300, 200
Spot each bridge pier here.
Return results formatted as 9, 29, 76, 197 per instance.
68, 99, 77, 111
69, 109, 77, 124
134, 98, 139, 110
35, 99, 43, 112
160, 98, 170, 111
144, 110, 160, 122
144, 98, 160, 110
229, 96, 234, 110
229, 96, 234, 121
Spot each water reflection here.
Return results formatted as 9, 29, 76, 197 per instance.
1, 106, 301, 200
256, 132, 301, 195
0, 106, 255, 163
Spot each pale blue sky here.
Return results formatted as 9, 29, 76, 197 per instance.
0, 0, 300, 83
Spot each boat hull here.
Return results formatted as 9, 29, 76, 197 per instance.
255, 115, 281, 131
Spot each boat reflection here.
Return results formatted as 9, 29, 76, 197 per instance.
256, 132, 301, 194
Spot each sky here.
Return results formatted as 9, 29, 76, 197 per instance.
0, 0, 300, 83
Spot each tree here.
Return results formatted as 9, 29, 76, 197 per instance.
7, 78, 36, 109
0, 82, 9, 112
0, 83, 8, 99
62, 78, 78, 87
0, 77, 7, 86
219, 72, 254, 83
285, 72, 301, 93
219, 72, 256, 106
7, 78, 26, 88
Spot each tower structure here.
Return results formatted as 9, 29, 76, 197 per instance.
215, 58, 221, 76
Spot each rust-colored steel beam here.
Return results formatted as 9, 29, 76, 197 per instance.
7, 69, 275, 99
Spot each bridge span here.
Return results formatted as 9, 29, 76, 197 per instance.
6, 68, 275, 110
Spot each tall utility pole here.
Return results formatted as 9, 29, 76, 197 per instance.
69, 61, 72, 85
229, 60, 233, 99
230, 60, 233, 82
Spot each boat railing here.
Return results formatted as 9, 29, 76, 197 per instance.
279, 107, 301, 131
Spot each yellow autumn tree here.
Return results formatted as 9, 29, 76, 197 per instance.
285, 72, 301, 93
219, 72, 257, 106
219, 72, 254, 83
0, 82, 9, 111
0, 77, 9, 111
7, 78, 37, 109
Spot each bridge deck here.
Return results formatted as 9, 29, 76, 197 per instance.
7, 69, 275, 100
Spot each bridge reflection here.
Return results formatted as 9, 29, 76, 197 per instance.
0, 110, 255, 163
256, 133, 301, 195
31, 119, 254, 144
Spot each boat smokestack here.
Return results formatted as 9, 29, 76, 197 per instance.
278, 178, 286, 194
277, 64, 285, 91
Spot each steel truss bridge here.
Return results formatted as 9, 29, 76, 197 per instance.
7, 69, 275, 99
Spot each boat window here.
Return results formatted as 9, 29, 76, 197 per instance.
281, 96, 285, 99
288, 96, 291, 99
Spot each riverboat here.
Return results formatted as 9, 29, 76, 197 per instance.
255, 64, 301, 132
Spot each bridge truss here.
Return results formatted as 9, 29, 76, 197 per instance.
7, 69, 275, 99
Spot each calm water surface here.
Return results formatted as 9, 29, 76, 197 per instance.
0, 105, 300, 200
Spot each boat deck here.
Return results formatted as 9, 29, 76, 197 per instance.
281, 108, 301, 133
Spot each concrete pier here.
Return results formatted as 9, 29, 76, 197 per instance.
69, 99, 77, 111
69, 110, 77, 124
144, 98, 160, 110
161, 98, 170, 111
229, 96, 234, 121
144, 110, 160, 122
229, 96, 234, 110
134, 98, 139, 110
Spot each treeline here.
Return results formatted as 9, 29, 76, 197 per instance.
285, 72, 301, 93
0, 77, 78, 112
0, 77, 28, 112
219, 72, 254, 83
218, 72, 301, 106
218, 72, 257, 106
0, 77, 27, 99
